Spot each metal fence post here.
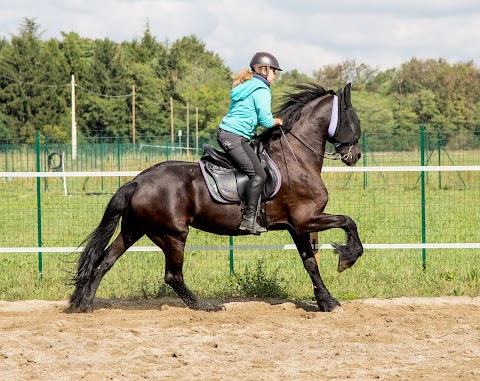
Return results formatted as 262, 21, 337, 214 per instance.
101, 139, 105, 192
117, 136, 121, 188
437, 131, 442, 189
35, 131, 43, 278
362, 133, 367, 189
420, 125, 427, 270
229, 235, 234, 276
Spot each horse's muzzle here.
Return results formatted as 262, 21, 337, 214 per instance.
341, 144, 362, 166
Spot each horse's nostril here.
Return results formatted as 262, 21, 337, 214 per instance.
357, 153, 362, 159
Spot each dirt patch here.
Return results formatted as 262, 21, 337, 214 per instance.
1, 297, 479, 380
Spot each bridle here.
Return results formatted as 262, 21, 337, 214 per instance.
283, 128, 355, 162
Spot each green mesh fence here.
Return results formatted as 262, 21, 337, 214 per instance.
0, 129, 479, 280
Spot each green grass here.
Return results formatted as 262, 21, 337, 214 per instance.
1, 247, 479, 302
1, 148, 480, 302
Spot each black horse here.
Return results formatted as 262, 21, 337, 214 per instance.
69, 83, 363, 313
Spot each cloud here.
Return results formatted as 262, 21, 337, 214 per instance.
202, 0, 480, 73
0, 0, 478, 75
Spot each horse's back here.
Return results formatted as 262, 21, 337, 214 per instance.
128, 161, 200, 216
128, 160, 242, 234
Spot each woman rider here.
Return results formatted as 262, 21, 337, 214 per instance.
217, 52, 283, 234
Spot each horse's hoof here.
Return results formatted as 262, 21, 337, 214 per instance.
189, 301, 224, 312
338, 259, 350, 272
331, 305, 344, 313
317, 299, 341, 312
204, 303, 225, 312
64, 304, 93, 314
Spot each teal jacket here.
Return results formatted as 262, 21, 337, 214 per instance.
219, 76, 276, 139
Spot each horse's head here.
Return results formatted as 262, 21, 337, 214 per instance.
266, 82, 361, 166
329, 83, 362, 166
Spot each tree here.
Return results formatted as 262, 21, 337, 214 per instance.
126, 61, 169, 139
271, 70, 313, 111
123, 25, 173, 138
175, 64, 230, 136
77, 38, 131, 137
412, 89, 444, 129
169, 35, 231, 133
391, 93, 419, 132
34, 38, 70, 139
313, 59, 378, 91
0, 18, 48, 141
59, 32, 93, 80
126, 20, 164, 65
0, 111, 13, 139
2, 17, 479, 141
353, 91, 396, 134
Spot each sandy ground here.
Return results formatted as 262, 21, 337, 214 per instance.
1, 297, 479, 381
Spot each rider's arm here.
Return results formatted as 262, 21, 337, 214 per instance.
253, 88, 276, 128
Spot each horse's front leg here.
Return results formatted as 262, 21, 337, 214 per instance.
289, 230, 341, 312
312, 214, 364, 272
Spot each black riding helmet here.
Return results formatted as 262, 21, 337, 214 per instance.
250, 52, 282, 78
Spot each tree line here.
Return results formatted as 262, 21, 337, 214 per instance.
1, 17, 479, 143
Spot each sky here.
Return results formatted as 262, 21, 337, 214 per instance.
0, 0, 479, 75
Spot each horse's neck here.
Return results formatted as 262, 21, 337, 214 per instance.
289, 96, 332, 156
261, 91, 334, 187
268, 102, 332, 175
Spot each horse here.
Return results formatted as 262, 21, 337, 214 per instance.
68, 82, 363, 313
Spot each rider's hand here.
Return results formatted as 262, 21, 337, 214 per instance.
274, 118, 283, 126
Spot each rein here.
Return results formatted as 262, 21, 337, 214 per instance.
284, 129, 354, 162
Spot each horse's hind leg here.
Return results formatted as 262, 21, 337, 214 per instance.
84, 235, 128, 309
149, 234, 221, 312
69, 230, 140, 313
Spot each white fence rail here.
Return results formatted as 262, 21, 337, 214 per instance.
1, 166, 480, 253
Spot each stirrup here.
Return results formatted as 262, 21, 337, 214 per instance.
239, 216, 267, 235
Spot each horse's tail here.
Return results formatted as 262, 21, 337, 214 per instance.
69, 180, 138, 306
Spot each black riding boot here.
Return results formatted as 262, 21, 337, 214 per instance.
239, 174, 267, 235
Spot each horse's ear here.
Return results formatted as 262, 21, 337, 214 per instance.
343, 83, 352, 108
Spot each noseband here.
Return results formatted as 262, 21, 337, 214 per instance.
337, 143, 355, 162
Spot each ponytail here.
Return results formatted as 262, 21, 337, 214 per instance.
232, 68, 253, 88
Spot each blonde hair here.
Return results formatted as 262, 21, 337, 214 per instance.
232, 68, 254, 88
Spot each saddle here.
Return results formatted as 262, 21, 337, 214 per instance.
198, 141, 281, 205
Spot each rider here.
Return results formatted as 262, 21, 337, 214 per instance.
217, 52, 283, 234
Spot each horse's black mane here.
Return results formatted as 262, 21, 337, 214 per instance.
277, 83, 334, 128
258, 83, 334, 143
